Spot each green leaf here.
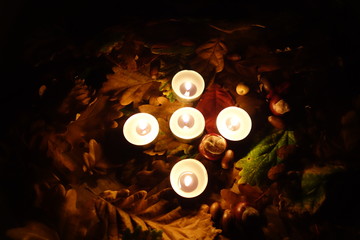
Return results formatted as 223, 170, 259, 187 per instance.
281, 165, 345, 215
235, 130, 296, 187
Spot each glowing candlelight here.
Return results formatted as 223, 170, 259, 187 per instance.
170, 159, 208, 198
123, 113, 159, 146
169, 107, 205, 142
216, 106, 252, 141
171, 70, 205, 102
178, 171, 198, 192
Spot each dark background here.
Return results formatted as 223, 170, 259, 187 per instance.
1, 0, 360, 99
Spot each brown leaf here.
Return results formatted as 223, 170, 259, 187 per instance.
190, 38, 227, 85
46, 94, 126, 175
57, 79, 92, 115
237, 184, 263, 204
196, 84, 235, 133
139, 96, 190, 120
220, 189, 242, 209
153, 118, 193, 156
102, 66, 154, 93
119, 81, 160, 107
146, 204, 221, 240
47, 134, 79, 173
83, 139, 121, 175
95, 189, 221, 240
136, 160, 171, 189
138, 97, 194, 156
116, 34, 142, 71
195, 38, 228, 73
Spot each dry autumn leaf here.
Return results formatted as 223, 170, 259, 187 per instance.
57, 78, 93, 115
102, 66, 155, 94
137, 96, 193, 156
83, 139, 120, 175
195, 38, 228, 73
95, 188, 221, 240
148, 118, 193, 156
136, 160, 171, 190
190, 38, 228, 85
46, 95, 124, 175
139, 96, 191, 120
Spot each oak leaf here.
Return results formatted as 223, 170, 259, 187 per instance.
195, 38, 228, 73
57, 78, 93, 115
83, 139, 120, 175
190, 38, 228, 85
139, 96, 190, 120
95, 188, 221, 240
235, 130, 296, 187
102, 66, 154, 94
150, 118, 193, 156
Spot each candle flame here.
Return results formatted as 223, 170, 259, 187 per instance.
226, 116, 240, 131
178, 113, 195, 129
184, 82, 193, 97
179, 81, 196, 97
184, 175, 193, 187
182, 114, 190, 124
136, 119, 151, 136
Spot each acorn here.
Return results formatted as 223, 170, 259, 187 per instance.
233, 201, 248, 222
210, 201, 221, 221
233, 201, 259, 224
221, 209, 233, 233
221, 149, 234, 169
236, 82, 250, 95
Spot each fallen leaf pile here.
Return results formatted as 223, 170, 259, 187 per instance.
1, 16, 359, 240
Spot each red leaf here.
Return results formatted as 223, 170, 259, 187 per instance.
196, 84, 235, 133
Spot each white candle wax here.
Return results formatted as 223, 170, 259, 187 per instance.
216, 106, 252, 141
123, 113, 159, 146
169, 107, 205, 142
170, 159, 208, 198
171, 70, 205, 102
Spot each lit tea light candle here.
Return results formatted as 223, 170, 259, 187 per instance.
169, 107, 205, 142
216, 106, 252, 141
170, 159, 208, 198
123, 113, 159, 146
171, 70, 205, 102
